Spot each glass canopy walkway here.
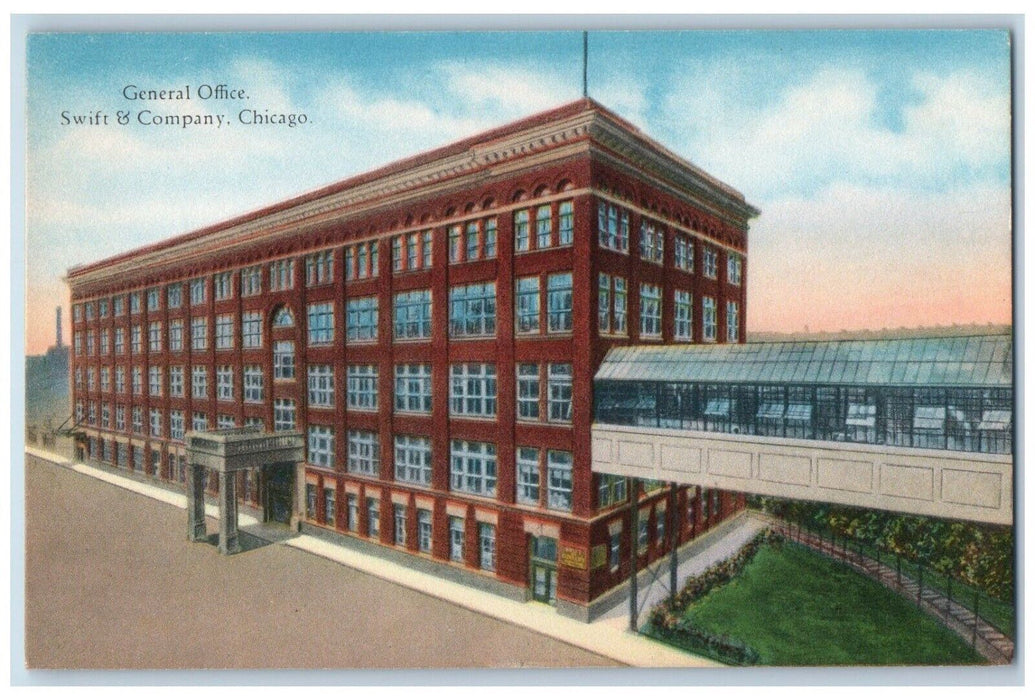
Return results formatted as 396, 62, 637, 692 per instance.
591, 334, 1013, 525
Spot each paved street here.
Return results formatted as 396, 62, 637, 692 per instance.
24, 455, 616, 669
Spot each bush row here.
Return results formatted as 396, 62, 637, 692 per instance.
645, 529, 781, 665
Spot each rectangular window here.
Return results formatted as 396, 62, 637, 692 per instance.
242, 311, 262, 348
191, 366, 208, 399
307, 302, 334, 345
449, 363, 497, 417
674, 290, 693, 341
547, 363, 573, 423
394, 364, 432, 413
346, 364, 378, 410
148, 366, 163, 396
547, 273, 573, 332
307, 364, 334, 407
347, 430, 380, 475
639, 221, 664, 264
132, 406, 143, 434
394, 434, 432, 486
214, 272, 233, 301
325, 487, 337, 526
115, 404, 126, 431
727, 301, 740, 343
132, 366, 142, 395
170, 410, 185, 441
115, 366, 127, 394
306, 251, 334, 287
449, 516, 465, 562
100, 330, 110, 355
448, 225, 463, 263
515, 277, 540, 334
514, 210, 530, 252
725, 251, 743, 286
191, 317, 208, 351
547, 450, 573, 512
215, 314, 234, 350
87, 330, 96, 356
101, 403, 110, 428
465, 222, 480, 261
614, 277, 628, 334
597, 201, 630, 253
450, 439, 497, 497
598, 273, 611, 333
269, 259, 295, 291
558, 201, 574, 245
131, 325, 142, 354
418, 510, 432, 553
189, 278, 206, 306
535, 205, 552, 248
609, 531, 621, 570
393, 289, 432, 340
640, 283, 662, 338
113, 296, 125, 316
703, 296, 717, 342
449, 282, 496, 337
598, 475, 628, 508
243, 365, 264, 403
192, 412, 208, 432
675, 235, 694, 272
240, 266, 262, 297
407, 233, 419, 271
367, 498, 380, 538
273, 340, 295, 380
308, 425, 335, 467
100, 367, 110, 392
130, 292, 142, 315
516, 446, 540, 505
147, 288, 160, 312
392, 236, 404, 272
168, 320, 183, 352
479, 523, 496, 572
218, 414, 236, 429
346, 296, 378, 342
150, 409, 163, 437
273, 398, 296, 431
216, 365, 234, 401
149, 322, 162, 352
394, 504, 407, 546
516, 364, 540, 420
347, 494, 358, 532
114, 328, 125, 355
703, 248, 718, 279
483, 219, 497, 258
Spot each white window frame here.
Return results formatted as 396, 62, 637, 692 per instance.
394, 434, 432, 486
346, 364, 378, 410
449, 363, 497, 417
450, 439, 497, 497
347, 430, 380, 476
394, 363, 432, 413
307, 364, 334, 407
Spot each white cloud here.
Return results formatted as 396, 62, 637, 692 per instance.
664, 66, 1010, 199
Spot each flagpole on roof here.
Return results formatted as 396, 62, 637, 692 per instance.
583, 31, 588, 98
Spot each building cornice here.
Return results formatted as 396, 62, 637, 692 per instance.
67, 100, 758, 291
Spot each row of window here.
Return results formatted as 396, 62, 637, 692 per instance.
596, 202, 742, 284
597, 274, 739, 342
73, 202, 579, 322
75, 361, 573, 422
304, 489, 498, 572
73, 275, 576, 356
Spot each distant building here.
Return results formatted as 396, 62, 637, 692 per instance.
26, 308, 70, 428
65, 99, 758, 620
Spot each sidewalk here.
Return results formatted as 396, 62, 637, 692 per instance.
25, 445, 739, 668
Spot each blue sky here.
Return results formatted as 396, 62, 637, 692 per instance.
24, 29, 1012, 352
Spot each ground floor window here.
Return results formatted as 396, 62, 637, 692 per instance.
417, 509, 432, 553
347, 494, 358, 532
324, 486, 336, 526
306, 484, 317, 519
367, 498, 380, 538
479, 523, 496, 572
394, 504, 407, 546
449, 516, 465, 562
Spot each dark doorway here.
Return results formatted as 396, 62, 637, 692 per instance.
263, 463, 294, 525
529, 535, 558, 605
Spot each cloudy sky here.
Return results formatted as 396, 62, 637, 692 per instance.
24, 29, 1012, 354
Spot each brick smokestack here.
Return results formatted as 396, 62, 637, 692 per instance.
56, 306, 63, 348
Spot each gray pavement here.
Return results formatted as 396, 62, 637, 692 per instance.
24, 454, 617, 669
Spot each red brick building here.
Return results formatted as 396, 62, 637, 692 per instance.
66, 98, 759, 620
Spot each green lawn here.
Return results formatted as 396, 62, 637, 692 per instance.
676, 542, 985, 666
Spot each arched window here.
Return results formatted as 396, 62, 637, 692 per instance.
273, 306, 295, 328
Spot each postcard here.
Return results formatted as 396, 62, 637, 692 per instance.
19, 22, 1015, 677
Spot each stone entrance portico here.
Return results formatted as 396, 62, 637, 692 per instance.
186, 428, 305, 554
